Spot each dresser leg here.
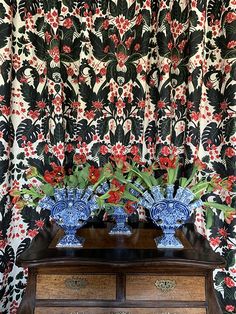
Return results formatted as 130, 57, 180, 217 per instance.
206, 272, 223, 314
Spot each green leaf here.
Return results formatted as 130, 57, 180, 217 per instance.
41, 184, 54, 196
127, 2, 136, 19
189, 30, 204, 58
77, 119, 95, 143
122, 190, 139, 202
0, 3, 6, 19
204, 202, 235, 212
16, 119, 40, 148
97, 118, 110, 139
117, 0, 127, 15
110, 1, 117, 16
223, 117, 236, 141
28, 32, 46, 60
205, 208, 214, 229
0, 23, 11, 49
202, 122, 222, 150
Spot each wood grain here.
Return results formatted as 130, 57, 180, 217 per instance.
126, 275, 205, 301
36, 274, 116, 300
35, 307, 206, 314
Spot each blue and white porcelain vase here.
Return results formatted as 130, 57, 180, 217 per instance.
39, 187, 98, 247
109, 206, 132, 235
139, 185, 202, 248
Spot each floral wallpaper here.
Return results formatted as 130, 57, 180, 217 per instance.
0, 0, 235, 313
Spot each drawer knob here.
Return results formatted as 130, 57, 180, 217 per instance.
64, 277, 87, 290
155, 279, 176, 292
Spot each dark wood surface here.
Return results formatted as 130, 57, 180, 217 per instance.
17, 222, 225, 314
17, 222, 224, 267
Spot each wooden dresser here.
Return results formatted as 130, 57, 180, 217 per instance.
17, 223, 225, 314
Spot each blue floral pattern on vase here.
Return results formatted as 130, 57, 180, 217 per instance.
109, 206, 132, 235
139, 185, 203, 248
39, 187, 98, 247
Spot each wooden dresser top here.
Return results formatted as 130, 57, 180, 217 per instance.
16, 222, 225, 269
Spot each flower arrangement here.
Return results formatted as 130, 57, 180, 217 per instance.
96, 155, 145, 217
10, 154, 108, 209
133, 153, 235, 228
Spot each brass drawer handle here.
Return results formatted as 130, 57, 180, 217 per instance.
64, 277, 87, 290
155, 279, 176, 292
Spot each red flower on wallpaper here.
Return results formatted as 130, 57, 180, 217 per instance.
224, 277, 235, 288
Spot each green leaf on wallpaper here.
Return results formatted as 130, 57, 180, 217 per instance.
157, 32, 170, 57
16, 119, 40, 148
28, 32, 46, 61
36, 142, 47, 156
110, 1, 117, 16
214, 272, 225, 286
130, 117, 142, 140
189, 30, 204, 58
77, 119, 95, 143
0, 23, 11, 49
145, 121, 157, 144
0, 160, 9, 185
124, 131, 131, 146
202, 122, 222, 150
223, 117, 236, 141
127, 1, 136, 20
117, 0, 127, 16
115, 124, 125, 142
54, 123, 65, 143
142, 9, 151, 25
91, 142, 103, 157
0, 3, 6, 18
97, 118, 110, 139
159, 118, 171, 141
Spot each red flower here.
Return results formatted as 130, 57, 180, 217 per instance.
224, 277, 235, 288
107, 190, 122, 204
73, 153, 87, 165
63, 18, 73, 28
193, 157, 207, 170
209, 236, 221, 247
88, 166, 100, 184
225, 305, 235, 312
225, 12, 236, 23
35, 220, 44, 229
124, 201, 136, 214
111, 179, 125, 192
28, 229, 39, 238
225, 147, 235, 157
218, 228, 228, 237
44, 166, 64, 185
161, 146, 170, 156
159, 156, 177, 169
100, 145, 108, 155
102, 19, 109, 30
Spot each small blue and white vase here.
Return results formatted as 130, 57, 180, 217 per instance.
109, 206, 132, 235
139, 185, 202, 248
39, 187, 98, 247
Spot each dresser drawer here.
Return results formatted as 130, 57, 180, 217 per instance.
35, 308, 207, 314
126, 275, 205, 301
36, 274, 116, 300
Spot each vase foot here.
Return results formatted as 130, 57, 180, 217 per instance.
56, 235, 85, 248
154, 233, 183, 249
109, 224, 132, 235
